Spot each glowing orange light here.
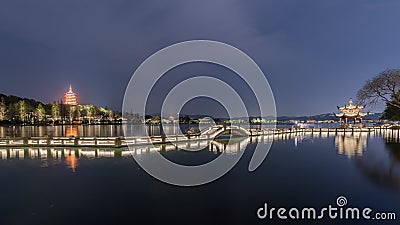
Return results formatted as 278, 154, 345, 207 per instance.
65, 125, 78, 137
65, 150, 78, 172
64, 84, 78, 105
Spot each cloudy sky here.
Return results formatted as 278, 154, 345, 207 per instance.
1, 0, 399, 116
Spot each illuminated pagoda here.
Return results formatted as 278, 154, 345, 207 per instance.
335, 98, 368, 125
64, 84, 78, 105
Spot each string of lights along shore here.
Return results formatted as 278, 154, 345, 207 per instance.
64, 84, 78, 105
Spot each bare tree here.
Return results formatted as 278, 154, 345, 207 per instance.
357, 69, 400, 109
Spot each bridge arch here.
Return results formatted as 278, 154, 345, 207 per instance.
200, 125, 250, 139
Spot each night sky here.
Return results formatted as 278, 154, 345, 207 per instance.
1, 0, 399, 116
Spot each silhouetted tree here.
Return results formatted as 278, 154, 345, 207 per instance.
381, 102, 400, 121
357, 69, 400, 109
6, 103, 16, 121
60, 102, 68, 122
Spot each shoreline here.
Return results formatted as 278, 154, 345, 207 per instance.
0, 127, 385, 148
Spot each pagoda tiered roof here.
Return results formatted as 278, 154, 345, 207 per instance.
335, 98, 368, 119
337, 98, 365, 111
64, 84, 78, 105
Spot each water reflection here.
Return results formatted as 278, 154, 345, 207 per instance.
0, 124, 186, 138
0, 137, 253, 172
65, 149, 78, 172
379, 127, 400, 143
355, 142, 400, 194
65, 126, 78, 137
0, 124, 127, 138
1, 132, 399, 195
9, 148, 24, 159
0, 149, 6, 159
335, 133, 368, 158
294, 135, 314, 147
0, 124, 288, 138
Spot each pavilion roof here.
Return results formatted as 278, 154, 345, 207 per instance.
337, 98, 365, 111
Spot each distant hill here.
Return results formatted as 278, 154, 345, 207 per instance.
1, 93, 383, 121
276, 113, 382, 121
150, 114, 217, 119
0, 93, 45, 108
177, 113, 383, 121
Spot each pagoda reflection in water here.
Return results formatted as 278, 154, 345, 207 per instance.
335, 132, 368, 158
65, 149, 78, 172
0, 137, 253, 172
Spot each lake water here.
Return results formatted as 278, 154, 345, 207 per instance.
0, 124, 189, 138
0, 131, 399, 225
0, 123, 346, 138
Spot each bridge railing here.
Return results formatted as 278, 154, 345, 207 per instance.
199, 125, 224, 136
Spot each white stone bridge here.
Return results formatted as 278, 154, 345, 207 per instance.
0, 125, 382, 148
197, 125, 251, 139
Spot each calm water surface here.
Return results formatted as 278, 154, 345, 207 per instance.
0, 124, 195, 137
0, 123, 349, 138
0, 132, 399, 225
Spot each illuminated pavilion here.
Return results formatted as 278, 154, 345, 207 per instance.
64, 84, 78, 105
335, 98, 368, 125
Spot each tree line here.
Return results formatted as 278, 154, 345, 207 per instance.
0, 94, 118, 125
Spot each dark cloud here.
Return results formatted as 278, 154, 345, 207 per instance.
1, 0, 399, 115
